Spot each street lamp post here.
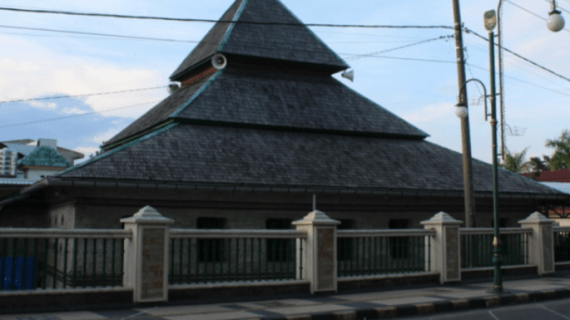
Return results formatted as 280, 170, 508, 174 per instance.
496, 0, 564, 159
455, 9, 504, 293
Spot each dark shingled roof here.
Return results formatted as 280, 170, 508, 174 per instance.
61, 123, 564, 197
71, 0, 565, 201
104, 67, 427, 148
170, 0, 348, 81
19, 146, 71, 168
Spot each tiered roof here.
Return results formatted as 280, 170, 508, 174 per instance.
43, 0, 567, 200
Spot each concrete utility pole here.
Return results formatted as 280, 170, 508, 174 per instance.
452, 0, 476, 227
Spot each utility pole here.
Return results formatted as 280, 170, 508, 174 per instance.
452, 0, 476, 227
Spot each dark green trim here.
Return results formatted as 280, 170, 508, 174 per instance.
218, 0, 249, 52
101, 119, 175, 152
170, 58, 212, 82
171, 117, 426, 140
170, 70, 223, 117
63, 123, 178, 175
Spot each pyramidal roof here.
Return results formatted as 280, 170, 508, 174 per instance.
170, 0, 348, 81
19, 146, 71, 168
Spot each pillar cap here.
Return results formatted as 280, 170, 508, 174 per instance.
518, 211, 554, 225
421, 211, 463, 226
120, 205, 174, 225
292, 210, 340, 226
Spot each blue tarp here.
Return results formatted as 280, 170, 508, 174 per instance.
0, 257, 37, 290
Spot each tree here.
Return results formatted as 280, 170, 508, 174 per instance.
545, 129, 570, 170
500, 148, 531, 174
527, 156, 548, 180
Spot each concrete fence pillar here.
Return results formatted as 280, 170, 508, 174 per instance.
121, 206, 173, 303
518, 212, 555, 276
421, 212, 462, 284
293, 210, 340, 294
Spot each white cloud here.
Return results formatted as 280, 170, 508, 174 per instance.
73, 147, 101, 164
27, 101, 57, 109
92, 128, 121, 145
401, 103, 455, 124
62, 107, 88, 115
0, 35, 167, 119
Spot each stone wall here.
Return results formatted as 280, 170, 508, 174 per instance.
0, 186, 545, 230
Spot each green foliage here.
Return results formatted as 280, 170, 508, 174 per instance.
545, 129, 570, 170
500, 148, 531, 174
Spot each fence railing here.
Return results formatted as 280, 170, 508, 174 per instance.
0, 229, 131, 291
554, 227, 570, 263
460, 228, 531, 269
336, 229, 435, 278
168, 229, 307, 285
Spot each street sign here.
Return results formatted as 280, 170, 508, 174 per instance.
484, 10, 497, 31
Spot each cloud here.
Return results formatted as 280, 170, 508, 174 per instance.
401, 103, 455, 124
61, 107, 88, 115
74, 147, 101, 164
28, 101, 57, 109
92, 128, 121, 145
0, 35, 168, 119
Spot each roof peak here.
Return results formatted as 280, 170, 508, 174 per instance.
170, 0, 348, 81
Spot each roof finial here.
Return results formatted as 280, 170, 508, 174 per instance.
313, 193, 316, 211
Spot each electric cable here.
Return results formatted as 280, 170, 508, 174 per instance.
0, 6, 455, 30
0, 100, 162, 128
0, 86, 167, 105
464, 28, 570, 84
341, 35, 454, 61
505, 0, 570, 33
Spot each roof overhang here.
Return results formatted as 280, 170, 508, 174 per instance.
2, 176, 565, 207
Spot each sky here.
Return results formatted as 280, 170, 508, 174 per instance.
0, 0, 568, 166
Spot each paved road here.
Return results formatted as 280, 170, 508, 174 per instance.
396, 297, 570, 320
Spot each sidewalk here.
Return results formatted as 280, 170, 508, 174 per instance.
3, 273, 570, 320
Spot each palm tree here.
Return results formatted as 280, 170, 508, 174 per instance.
545, 129, 570, 170
527, 156, 548, 180
500, 148, 531, 174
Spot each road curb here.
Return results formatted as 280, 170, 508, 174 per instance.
258, 288, 570, 319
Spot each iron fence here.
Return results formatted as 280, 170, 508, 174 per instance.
460, 228, 530, 269
554, 227, 570, 263
168, 229, 306, 285
0, 229, 131, 291
336, 229, 435, 278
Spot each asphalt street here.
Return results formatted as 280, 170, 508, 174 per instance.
396, 296, 570, 320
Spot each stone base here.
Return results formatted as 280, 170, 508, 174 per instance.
461, 265, 538, 280
169, 281, 310, 301
0, 288, 133, 311
338, 273, 440, 291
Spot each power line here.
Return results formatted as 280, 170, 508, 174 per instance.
0, 100, 162, 128
0, 86, 167, 105
0, 24, 422, 44
0, 7, 454, 30
467, 63, 570, 98
464, 28, 570, 84
505, 0, 570, 33
0, 25, 200, 43
1, 37, 451, 105
465, 39, 570, 91
341, 35, 454, 61
543, 0, 570, 14
361, 55, 456, 64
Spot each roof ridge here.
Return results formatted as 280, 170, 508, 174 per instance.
217, 0, 249, 52
61, 123, 178, 175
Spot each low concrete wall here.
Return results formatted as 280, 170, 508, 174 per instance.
0, 287, 133, 311
169, 280, 310, 301
461, 265, 538, 280
337, 272, 440, 291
